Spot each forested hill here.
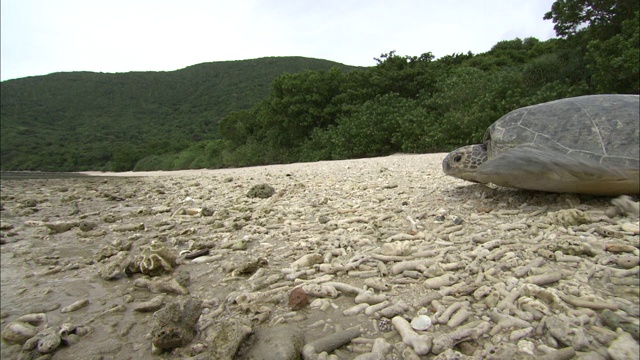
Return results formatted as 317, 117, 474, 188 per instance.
0, 57, 360, 171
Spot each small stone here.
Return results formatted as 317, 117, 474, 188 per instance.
620, 222, 639, 234
183, 249, 209, 259
60, 299, 90, 313
113, 223, 145, 232
37, 332, 61, 353
174, 269, 191, 287
1, 321, 37, 344
61, 333, 79, 346
378, 318, 393, 332
410, 315, 432, 331
605, 206, 622, 218
21, 199, 38, 208
616, 254, 640, 269
247, 184, 275, 199
234, 258, 267, 276
44, 221, 79, 234
611, 195, 640, 218
77, 221, 96, 232
153, 325, 187, 349
548, 209, 590, 226
517, 339, 535, 356
201, 207, 215, 216
98, 251, 129, 280
209, 318, 252, 359
243, 324, 303, 360
94, 245, 118, 262
22, 335, 41, 351
132, 295, 165, 312
289, 287, 309, 310
102, 214, 119, 223
605, 243, 636, 253
0, 222, 14, 230
230, 240, 248, 251
608, 329, 639, 360
151, 297, 202, 351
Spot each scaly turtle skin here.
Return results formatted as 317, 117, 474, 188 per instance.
442, 95, 639, 195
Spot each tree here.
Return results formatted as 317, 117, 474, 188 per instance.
544, 0, 639, 39
369, 51, 438, 99
586, 10, 640, 93
217, 109, 257, 146
110, 144, 142, 172
261, 67, 346, 148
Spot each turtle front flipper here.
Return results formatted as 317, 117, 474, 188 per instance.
475, 146, 640, 195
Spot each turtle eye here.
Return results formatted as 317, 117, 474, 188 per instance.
452, 154, 462, 163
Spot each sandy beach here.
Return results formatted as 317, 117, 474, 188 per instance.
1, 153, 638, 359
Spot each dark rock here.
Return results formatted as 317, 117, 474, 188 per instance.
201, 207, 215, 216
288, 287, 309, 310
20, 199, 38, 208
175, 269, 191, 288
78, 221, 97, 232
239, 324, 303, 360
246, 184, 275, 199
183, 249, 209, 260
151, 296, 202, 351
102, 214, 119, 223
234, 258, 268, 276
209, 318, 252, 360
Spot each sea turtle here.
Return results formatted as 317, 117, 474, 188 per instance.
442, 94, 639, 195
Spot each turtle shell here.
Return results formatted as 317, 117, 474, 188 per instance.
485, 95, 639, 170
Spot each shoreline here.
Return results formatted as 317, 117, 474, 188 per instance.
78, 153, 431, 177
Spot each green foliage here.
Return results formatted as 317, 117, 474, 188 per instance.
110, 144, 142, 172
327, 93, 410, 158
544, 0, 638, 39
260, 67, 347, 148
2, 1, 638, 172
586, 11, 640, 93
1, 57, 359, 171
217, 110, 257, 146
418, 68, 527, 151
134, 154, 177, 171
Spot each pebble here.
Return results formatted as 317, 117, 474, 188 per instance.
151, 297, 202, 351
288, 287, 309, 310
60, 299, 89, 313
1, 321, 37, 344
132, 295, 165, 312
242, 324, 304, 360
608, 329, 640, 360
410, 315, 432, 331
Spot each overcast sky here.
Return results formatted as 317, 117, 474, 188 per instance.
1, 0, 558, 81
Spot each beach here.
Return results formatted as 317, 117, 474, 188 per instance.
1, 153, 638, 359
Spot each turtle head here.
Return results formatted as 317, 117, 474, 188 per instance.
442, 144, 489, 183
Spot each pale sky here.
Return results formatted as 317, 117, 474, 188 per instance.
1, 0, 557, 81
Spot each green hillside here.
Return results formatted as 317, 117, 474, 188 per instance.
0, 57, 360, 171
